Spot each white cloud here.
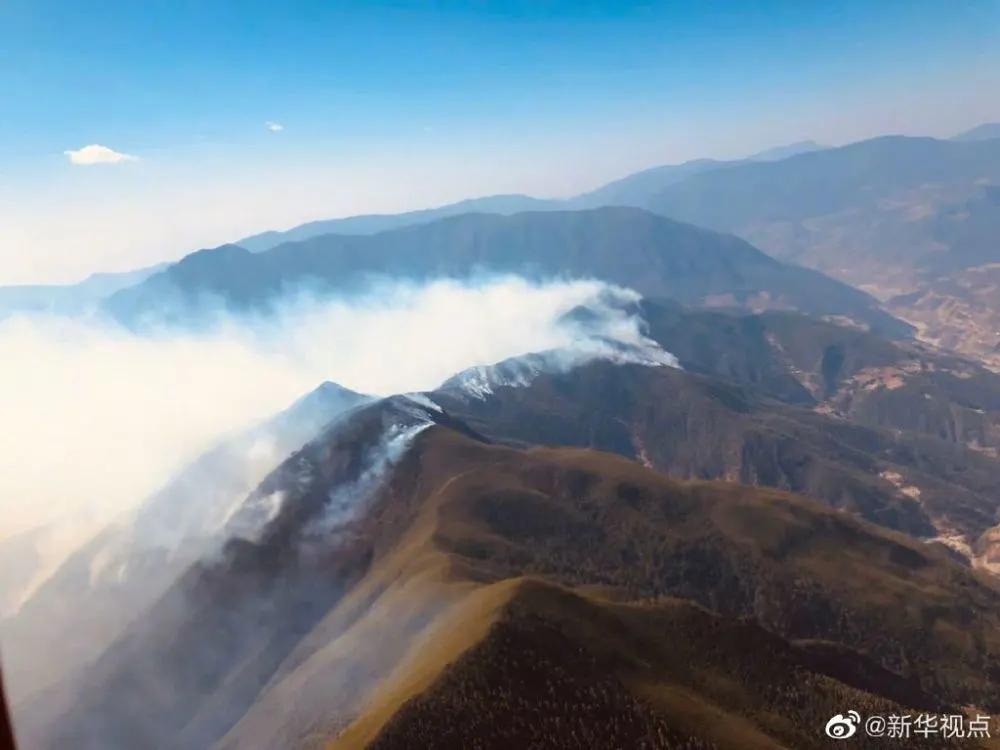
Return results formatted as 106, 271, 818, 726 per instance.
64, 144, 137, 165
265, 121, 284, 132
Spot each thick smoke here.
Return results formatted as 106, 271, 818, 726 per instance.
0, 275, 656, 611
2, 274, 683, 748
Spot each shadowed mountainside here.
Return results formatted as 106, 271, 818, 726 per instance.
18, 397, 1000, 749
333, 579, 958, 750
638, 300, 1000, 456
1, 382, 371, 706
632, 136, 1000, 367
434, 357, 1000, 567
103, 207, 908, 337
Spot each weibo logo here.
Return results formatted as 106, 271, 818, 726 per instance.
825, 711, 861, 739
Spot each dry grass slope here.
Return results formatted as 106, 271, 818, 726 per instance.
318, 427, 1000, 749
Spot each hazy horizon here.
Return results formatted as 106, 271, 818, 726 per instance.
2, 0, 999, 285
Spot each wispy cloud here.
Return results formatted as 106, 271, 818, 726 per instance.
64, 144, 138, 165
265, 121, 284, 132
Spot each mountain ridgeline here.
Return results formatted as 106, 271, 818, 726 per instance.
17, 381, 1000, 750
6, 126, 1000, 750
103, 207, 909, 337
14, 296, 1000, 749
0, 382, 373, 707
615, 135, 1000, 366
5, 129, 1000, 365
212, 131, 1000, 367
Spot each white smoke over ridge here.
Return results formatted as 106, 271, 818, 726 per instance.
0, 274, 679, 723
0, 276, 662, 560
444, 290, 679, 399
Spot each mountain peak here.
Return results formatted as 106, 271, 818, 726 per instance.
951, 122, 1000, 142
746, 139, 827, 161
293, 380, 371, 410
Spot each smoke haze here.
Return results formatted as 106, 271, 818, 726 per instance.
0, 276, 648, 580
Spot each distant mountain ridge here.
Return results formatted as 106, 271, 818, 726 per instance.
232, 141, 828, 252
7, 128, 997, 339
951, 122, 1000, 142
631, 134, 1000, 366
236, 194, 557, 253
568, 158, 727, 210
224, 130, 1000, 281
0, 263, 166, 317
746, 139, 827, 161
102, 207, 909, 336
641, 136, 1000, 232
9, 127, 1000, 368
0, 128, 991, 282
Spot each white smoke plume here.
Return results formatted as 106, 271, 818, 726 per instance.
0, 275, 660, 602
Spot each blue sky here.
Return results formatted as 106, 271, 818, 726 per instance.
1, 0, 998, 283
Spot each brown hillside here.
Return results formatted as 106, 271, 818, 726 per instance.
331, 578, 983, 750
319, 427, 1000, 748
434, 360, 1000, 561
27, 414, 1000, 749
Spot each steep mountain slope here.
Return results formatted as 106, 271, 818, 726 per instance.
638, 300, 1000, 455
15, 396, 472, 749
434, 358, 1000, 565
888, 261, 1000, 369
635, 304, 1000, 566
332, 579, 964, 750
104, 208, 908, 336
1, 382, 371, 705
634, 136, 1000, 365
21, 408, 1000, 750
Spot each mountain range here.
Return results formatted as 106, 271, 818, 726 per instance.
231, 139, 827, 252
11, 292, 1000, 748
952, 122, 1000, 142
5, 124, 1000, 749
222, 129, 1000, 367
15, 368, 1000, 749
5, 127, 1000, 365
619, 135, 1000, 366
0, 382, 371, 706
8, 128, 997, 365
103, 207, 909, 337
0, 264, 165, 318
